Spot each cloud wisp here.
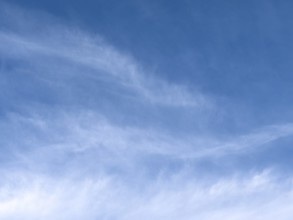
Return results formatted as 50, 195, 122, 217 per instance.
1, 167, 293, 220
0, 3, 208, 108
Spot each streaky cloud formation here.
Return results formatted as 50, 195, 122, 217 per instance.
1, 168, 293, 220
1, 2, 293, 220
0, 3, 206, 108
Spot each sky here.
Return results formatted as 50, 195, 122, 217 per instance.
1, 0, 293, 219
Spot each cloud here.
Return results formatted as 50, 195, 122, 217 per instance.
2, 111, 293, 174
1, 2, 293, 220
0, 3, 208, 108
1, 168, 293, 220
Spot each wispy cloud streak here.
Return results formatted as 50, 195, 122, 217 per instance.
0, 4, 207, 108
1, 168, 293, 220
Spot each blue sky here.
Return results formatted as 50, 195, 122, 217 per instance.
1, 0, 293, 219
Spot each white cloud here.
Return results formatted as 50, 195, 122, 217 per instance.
1, 3, 293, 220
0, 169, 293, 220
3, 111, 293, 171
0, 3, 208, 108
